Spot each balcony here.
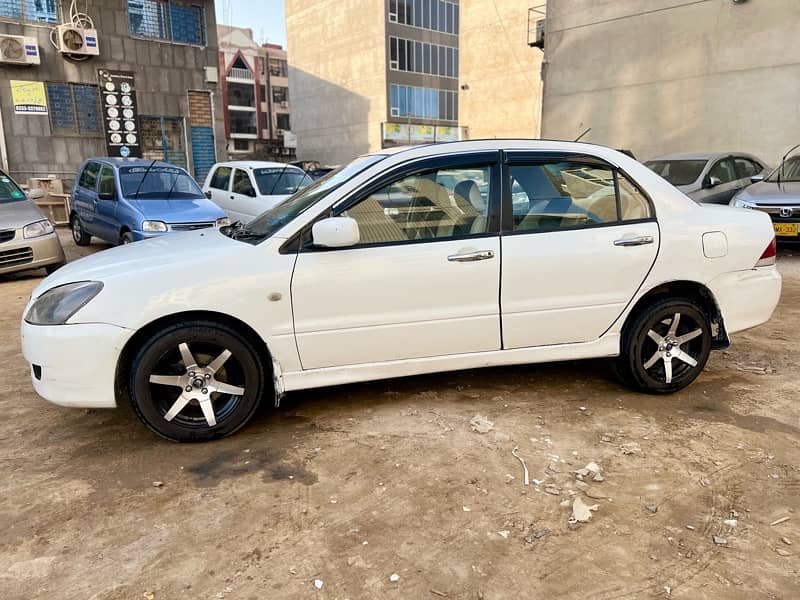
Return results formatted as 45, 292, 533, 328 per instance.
227, 67, 255, 82
229, 110, 258, 138
227, 82, 256, 109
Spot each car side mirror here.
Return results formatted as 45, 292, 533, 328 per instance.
312, 216, 360, 248
98, 191, 115, 201
27, 188, 45, 200
750, 174, 765, 184
704, 175, 722, 189
205, 190, 212, 199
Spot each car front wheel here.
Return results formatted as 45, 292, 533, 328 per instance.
129, 320, 266, 442
616, 298, 712, 394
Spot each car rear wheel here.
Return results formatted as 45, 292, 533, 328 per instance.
616, 298, 711, 394
120, 231, 135, 245
128, 320, 266, 442
71, 215, 91, 246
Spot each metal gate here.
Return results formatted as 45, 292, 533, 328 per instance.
140, 116, 188, 168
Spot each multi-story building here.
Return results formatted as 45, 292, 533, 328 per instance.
541, 0, 799, 163
286, 0, 463, 165
0, 0, 225, 184
217, 25, 294, 161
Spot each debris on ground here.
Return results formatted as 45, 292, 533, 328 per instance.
494, 432, 511, 443
686, 525, 696, 531
430, 589, 448, 597
712, 535, 728, 546
645, 504, 658, 513
770, 516, 790, 526
620, 442, 642, 455
781, 537, 792, 545
469, 415, 494, 434
736, 364, 770, 374
723, 519, 738, 527
511, 446, 530, 486
600, 434, 614, 443
151, 481, 163, 488
143, 593, 155, 600
497, 530, 510, 539
313, 579, 324, 590
544, 484, 560, 496
524, 527, 550, 543
390, 573, 400, 582
570, 497, 598, 523
462, 506, 471, 512
775, 548, 791, 557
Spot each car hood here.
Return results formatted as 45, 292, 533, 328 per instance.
736, 181, 800, 204
126, 197, 225, 222
0, 199, 45, 230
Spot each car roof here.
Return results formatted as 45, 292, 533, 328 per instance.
214, 160, 304, 170
647, 152, 754, 162
84, 158, 187, 170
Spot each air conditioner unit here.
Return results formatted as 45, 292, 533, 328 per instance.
280, 101, 289, 108
0, 35, 40, 65
530, 19, 545, 49
56, 24, 100, 56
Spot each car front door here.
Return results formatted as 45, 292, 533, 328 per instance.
733, 156, 765, 186
230, 168, 263, 222
72, 161, 102, 236
290, 153, 502, 369
500, 153, 659, 349
206, 165, 234, 216
94, 165, 120, 242
701, 157, 740, 204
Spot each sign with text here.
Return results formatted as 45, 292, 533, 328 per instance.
97, 69, 142, 158
10, 81, 47, 115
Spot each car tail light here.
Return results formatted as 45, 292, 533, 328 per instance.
755, 237, 776, 267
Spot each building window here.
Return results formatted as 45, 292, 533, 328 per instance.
276, 114, 290, 131
390, 84, 457, 121
389, 36, 458, 78
268, 58, 288, 77
389, 0, 459, 35
0, 0, 57, 23
272, 86, 288, 104
232, 139, 250, 152
45, 83, 102, 136
127, 0, 206, 46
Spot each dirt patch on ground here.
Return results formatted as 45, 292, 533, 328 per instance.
1, 231, 797, 599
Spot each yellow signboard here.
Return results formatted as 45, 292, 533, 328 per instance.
11, 80, 48, 115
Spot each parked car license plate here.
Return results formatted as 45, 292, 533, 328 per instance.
774, 223, 799, 237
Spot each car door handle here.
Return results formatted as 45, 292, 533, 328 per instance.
447, 250, 495, 262
614, 236, 654, 247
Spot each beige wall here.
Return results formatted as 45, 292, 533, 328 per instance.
542, 0, 800, 164
285, 0, 387, 165
459, 1, 544, 140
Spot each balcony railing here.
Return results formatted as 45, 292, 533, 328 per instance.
228, 67, 254, 81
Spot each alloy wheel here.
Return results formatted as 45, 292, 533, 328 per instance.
641, 312, 705, 385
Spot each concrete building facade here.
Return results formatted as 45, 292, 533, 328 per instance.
541, 0, 800, 163
0, 0, 225, 185
459, 1, 544, 140
217, 25, 295, 162
285, 0, 462, 165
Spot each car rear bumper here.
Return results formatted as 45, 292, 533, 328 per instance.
21, 320, 134, 408
0, 231, 65, 275
708, 266, 782, 335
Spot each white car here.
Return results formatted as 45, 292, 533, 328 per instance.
202, 161, 312, 223
21, 140, 781, 442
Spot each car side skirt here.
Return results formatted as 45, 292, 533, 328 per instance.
280, 334, 621, 392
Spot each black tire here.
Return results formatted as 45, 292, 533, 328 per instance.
615, 298, 712, 394
45, 262, 65, 275
120, 231, 135, 245
71, 214, 91, 246
128, 320, 267, 442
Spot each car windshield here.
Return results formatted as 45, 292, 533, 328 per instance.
253, 168, 313, 196
767, 156, 800, 182
645, 160, 707, 186
0, 173, 26, 204
119, 165, 205, 199
228, 154, 387, 244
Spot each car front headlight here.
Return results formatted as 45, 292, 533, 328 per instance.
733, 197, 757, 209
142, 220, 168, 232
216, 217, 231, 228
25, 281, 104, 325
23, 220, 54, 239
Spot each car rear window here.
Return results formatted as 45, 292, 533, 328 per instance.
0, 174, 26, 204
253, 168, 312, 196
119, 165, 205, 199
645, 160, 707, 186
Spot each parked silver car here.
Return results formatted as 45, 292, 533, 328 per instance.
0, 171, 65, 276
645, 153, 769, 204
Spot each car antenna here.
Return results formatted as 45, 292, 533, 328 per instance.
778, 143, 800, 186
133, 159, 159, 200
270, 162, 291, 195
574, 127, 592, 143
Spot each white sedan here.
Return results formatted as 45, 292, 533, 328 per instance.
21, 141, 781, 442
202, 160, 312, 223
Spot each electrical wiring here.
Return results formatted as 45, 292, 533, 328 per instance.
48, 0, 95, 61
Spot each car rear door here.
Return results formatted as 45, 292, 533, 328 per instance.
500, 152, 659, 349
72, 161, 102, 236
291, 152, 502, 369
206, 165, 233, 215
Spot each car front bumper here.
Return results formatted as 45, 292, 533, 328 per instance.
708, 266, 782, 335
21, 320, 134, 408
0, 231, 65, 275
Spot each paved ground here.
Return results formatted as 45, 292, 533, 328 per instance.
1, 230, 798, 599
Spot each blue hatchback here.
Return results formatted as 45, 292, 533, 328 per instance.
70, 158, 229, 246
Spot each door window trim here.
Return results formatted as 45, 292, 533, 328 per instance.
500, 151, 656, 236
78, 161, 102, 192
283, 151, 504, 253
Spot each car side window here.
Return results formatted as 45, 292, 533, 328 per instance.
338, 165, 493, 246
232, 169, 256, 197
509, 161, 651, 232
78, 162, 101, 191
210, 166, 232, 190
97, 166, 116, 198
708, 158, 737, 184
734, 158, 761, 179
